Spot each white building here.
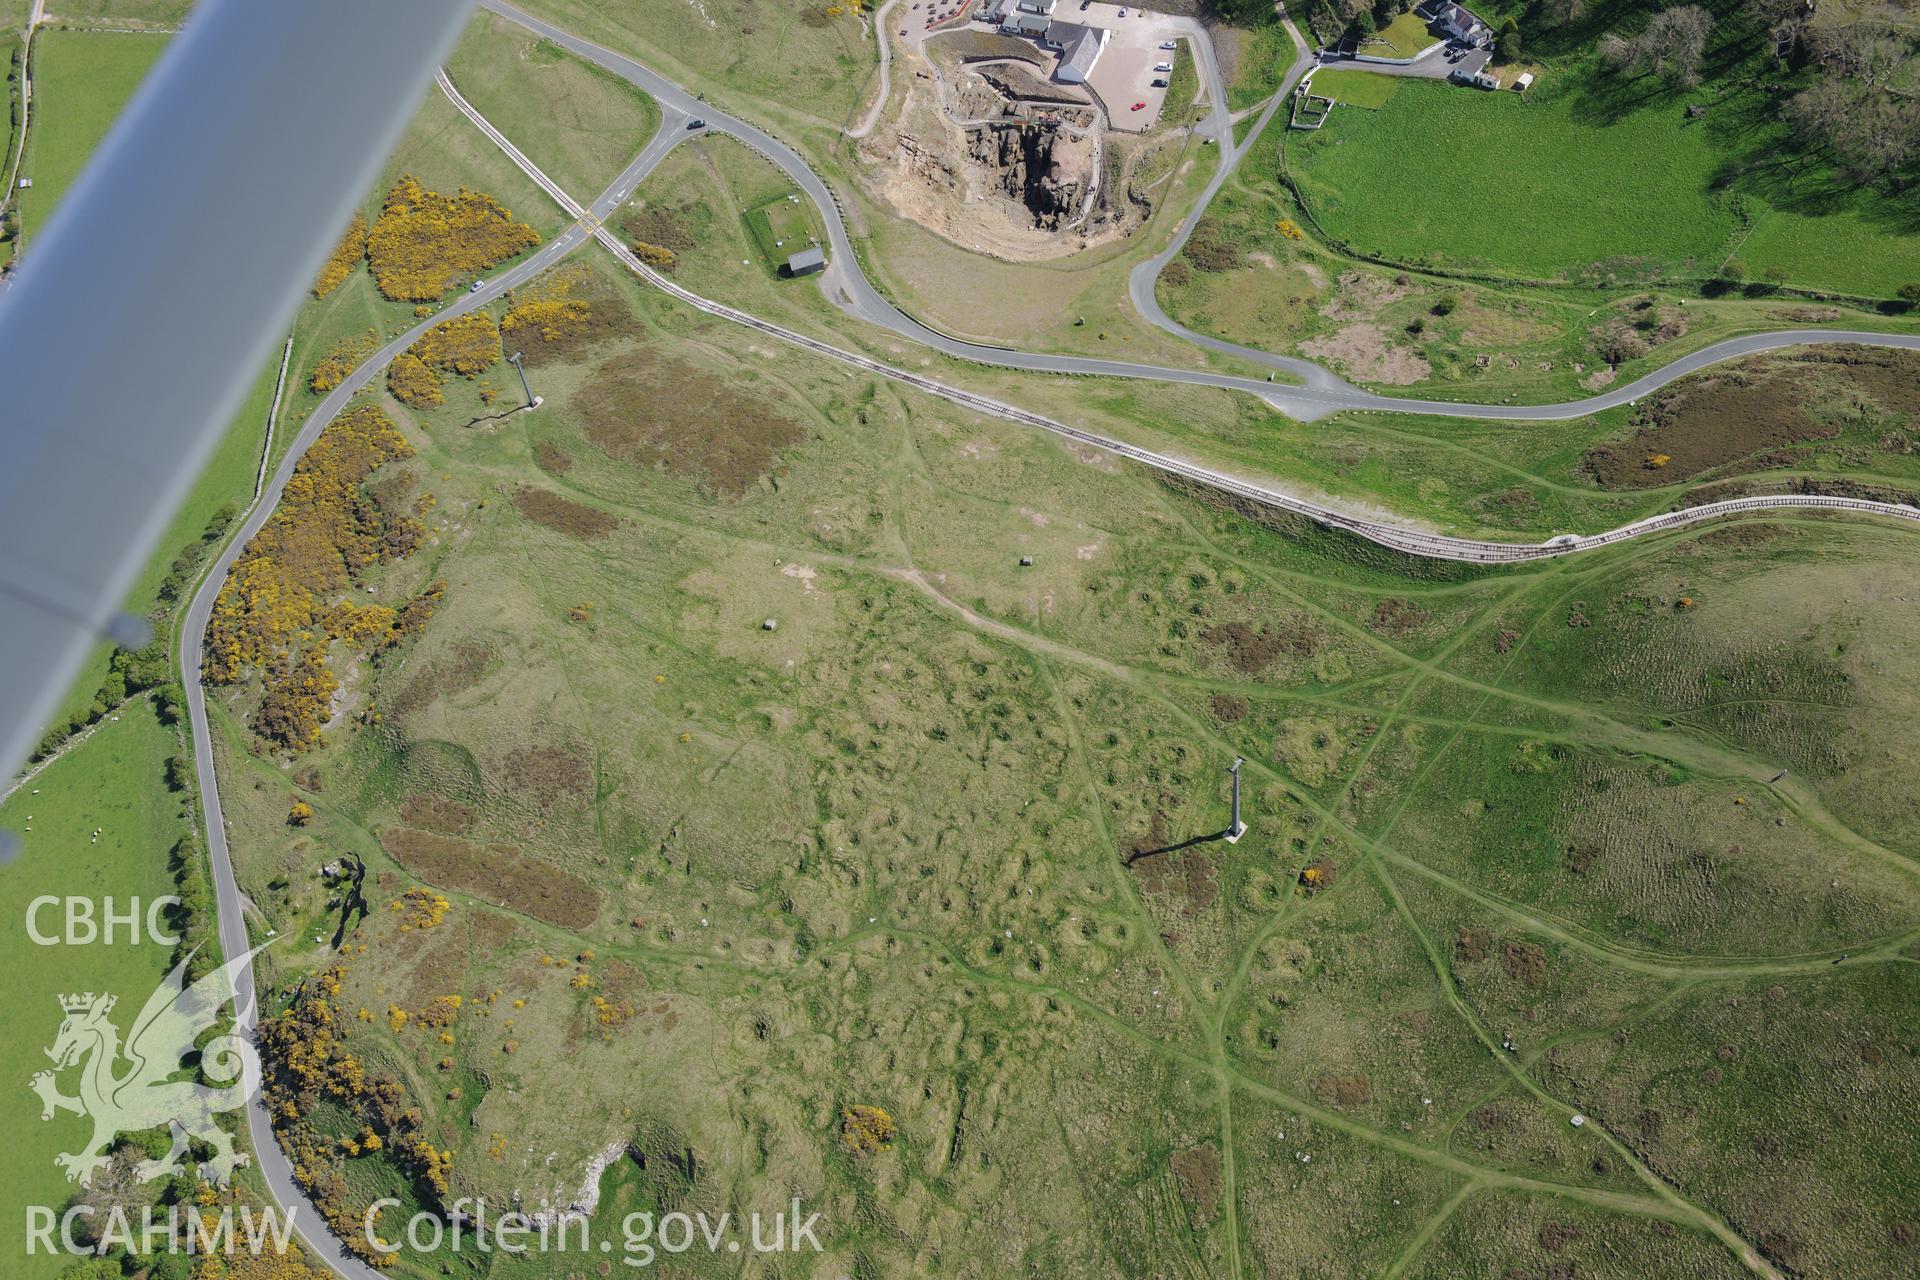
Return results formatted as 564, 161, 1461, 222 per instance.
1429, 1, 1485, 44
1044, 19, 1109, 84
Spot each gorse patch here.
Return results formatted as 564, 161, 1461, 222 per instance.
207, 403, 437, 749
312, 211, 368, 299
366, 175, 541, 302
310, 331, 378, 394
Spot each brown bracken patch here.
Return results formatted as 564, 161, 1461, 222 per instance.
400, 793, 476, 835
1583, 348, 1920, 489
619, 205, 697, 256
512, 486, 620, 540
1209, 693, 1249, 724
1538, 1222, 1580, 1253
1500, 939, 1547, 987
1132, 849, 1220, 913
381, 827, 602, 929
388, 640, 492, 718
1695, 522, 1786, 549
1368, 596, 1428, 635
1200, 619, 1321, 675
1170, 1144, 1222, 1224
507, 266, 644, 366
574, 351, 805, 498
1298, 856, 1337, 894
1454, 926, 1493, 963
503, 742, 593, 809
533, 440, 574, 475
1312, 1072, 1373, 1108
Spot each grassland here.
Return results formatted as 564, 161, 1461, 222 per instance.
1291, 78, 1742, 282
14, 29, 165, 238
46, 0, 192, 25
1158, 97, 1916, 402
1360, 10, 1438, 58
742, 190, 823, 274
1287, 62, 1920, 298
519, 0, 876, 131
21, 13, 1916, 1272
1308, 67, 1401, 109
194, 209, 1920, 1276
445, 9, 662, 203
0, 700, 195, 1279
1223, 18, 1298, 111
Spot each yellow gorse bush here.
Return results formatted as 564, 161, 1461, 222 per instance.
312, 211, 367, 299
367, 174, 541, 302
386, 351, 443, 408
411, 311, 501, 376
309, 331, 377, 394
207, 403, 434, 749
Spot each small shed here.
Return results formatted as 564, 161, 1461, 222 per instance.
1514, 71, 1534, 91
786, 245, 827, 276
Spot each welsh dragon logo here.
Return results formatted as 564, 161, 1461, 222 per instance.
29, 945, 266, 1188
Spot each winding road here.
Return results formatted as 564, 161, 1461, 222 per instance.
173, 4, 1920, 1276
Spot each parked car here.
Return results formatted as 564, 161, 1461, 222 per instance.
1130, 100, 1146, 110
1153, 61, 1172, 71
1151, 77, 1168, 87
1159, 38, 1176, 48
1117, 6, 1126, 14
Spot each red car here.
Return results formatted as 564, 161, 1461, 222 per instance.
1131, 101, 1146, 111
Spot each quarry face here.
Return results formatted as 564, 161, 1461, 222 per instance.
860, 43, 1176, 261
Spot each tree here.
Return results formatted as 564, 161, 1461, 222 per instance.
1787, 25, 1920, 189
1601, 5, 1713, 88
1354, 9, 1377, 36
1744, 0, 1808, 53
1900, 282, 1920, 302
1497, 26, 1523, 61
1720, 257, 1750, 282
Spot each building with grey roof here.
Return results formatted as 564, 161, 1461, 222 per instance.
1044, 19, 1109, 84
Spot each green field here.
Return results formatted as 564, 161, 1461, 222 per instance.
1360, 10, 1438, 58
1308, 67, 1401, 108
445, 8, 662, 204
743, 191, 822, 274
15, 29, 165, 238
1291, 77, 1740, 282
0, 701, 192, 1279
48, 0, 192, 24
1289, 69, 1920, 296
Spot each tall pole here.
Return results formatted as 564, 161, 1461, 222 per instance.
507, 349, 538, 408
1225, 756, 1247, 843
